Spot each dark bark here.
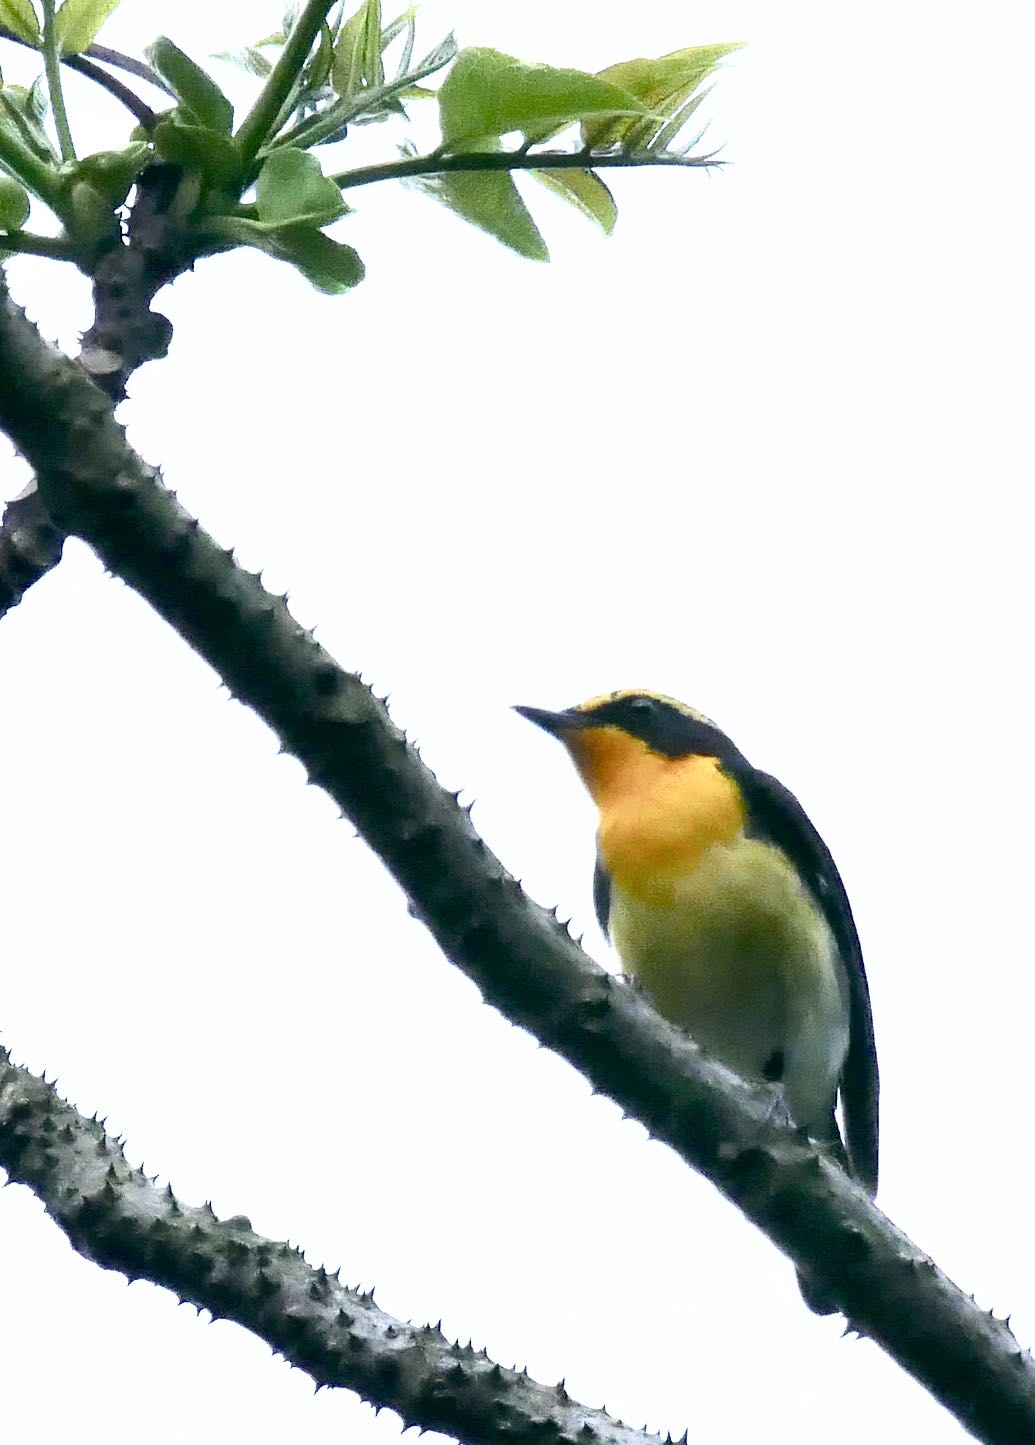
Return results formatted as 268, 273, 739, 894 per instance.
1, 279, 1032, 1444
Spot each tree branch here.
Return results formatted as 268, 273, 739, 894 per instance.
0, 1047, 670, 1445
76, 161, 192, 392
0, 162, 196, 620
1, 280, 1033, 1444
333, 146, 721, 194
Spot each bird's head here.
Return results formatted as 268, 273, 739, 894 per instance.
515, 690, 745, 806
516, 691, 752, 892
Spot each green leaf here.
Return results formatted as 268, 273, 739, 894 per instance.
152, 117, 241, 185
532, 167, 616, 235
146, 37, 234, 134
0, 0, 39, 44
214, 47, 273, 79
438, 47, 647, 148
381, 6, 418, 53
256, 147, 346, 226
0, 83, 56, 161
650, 87, 710, 153
71, 142, 150, 207
266, 33, 455, 154
582, 43, 742, 149
410, 161, 548, 261
305, 20, 335, 92
269, 223, 365, 292
332, 0, 384, 98
409, 33, 457, 81
206, 214, 365, 293
0, 174, 31, 229
27, 74, 49, 125
54, 0, 121, 55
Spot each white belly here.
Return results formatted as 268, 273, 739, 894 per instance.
608, 837, 851, 1133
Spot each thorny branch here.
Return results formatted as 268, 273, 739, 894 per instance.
0, 1048, 678, 1445
0, 277, 1033, 1445
0, 161, 197, 617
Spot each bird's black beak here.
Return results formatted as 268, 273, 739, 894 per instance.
513, 704, 583, 737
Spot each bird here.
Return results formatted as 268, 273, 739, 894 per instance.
515, 689, 878, 1313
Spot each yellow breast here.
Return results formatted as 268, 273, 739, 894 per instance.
569, 734, 746, 902
608, 837, 850, 1132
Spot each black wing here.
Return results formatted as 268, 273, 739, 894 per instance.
738, 767, 879, 1193
593, 850, 612, 936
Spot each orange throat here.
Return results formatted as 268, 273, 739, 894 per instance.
566, 730, 746, 901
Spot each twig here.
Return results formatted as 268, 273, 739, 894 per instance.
0, 24, 163, 123
0, 26, 172, 95
333, 146, 721, 193
63, 51, 158, 128
86, 41, 172, 95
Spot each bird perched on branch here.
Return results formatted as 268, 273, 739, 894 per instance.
515, 690, 878, 1313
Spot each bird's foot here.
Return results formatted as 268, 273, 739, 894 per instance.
763, 1081, 795, 1132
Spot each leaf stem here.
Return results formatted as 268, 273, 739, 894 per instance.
0, 230, 79, 261
63, 52, 158, 128
332, 145, 722, 192
86, 41, 173, 95
0, 27, 172, 93
0, 26, 169, 118
40, 0, 77, 162
233, 0, 339, 171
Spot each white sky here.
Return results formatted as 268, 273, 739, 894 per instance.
1, 3, 1032, 1441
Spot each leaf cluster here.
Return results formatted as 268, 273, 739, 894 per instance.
0, 0, 738, 287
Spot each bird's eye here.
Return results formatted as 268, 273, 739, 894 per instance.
628, 697, 656, 715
